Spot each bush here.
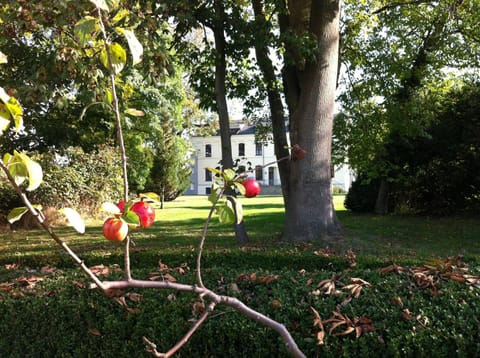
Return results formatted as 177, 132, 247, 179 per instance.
29, 145, 123, 216
1, 260, 480, 357
344, 175, 379, 213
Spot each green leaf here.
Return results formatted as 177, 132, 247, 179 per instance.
233, 198, 243, 224
5, 96, 23, 131
7, 207, 29, 224
105, 89, 113, 105
89, 0, 109, 11
0, 51, 7, 64
217, 203, 235, 224
208, 190, 219, 204
74, 16, 99, 47
15, 151, 43, 191
4, 152, 28, 186
233, 182, 246, 196
117, 28, 143, 65
125, 108, 145, 117
122, 210, 140, 227
100, 42, 126, 74
0, 87, 22, 132
223, 169, 236, 182
226, 197, 243, 224
7, 205, 43, 224
59, 208, 85, 234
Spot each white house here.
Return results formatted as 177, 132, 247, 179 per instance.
185, 124, 353, 195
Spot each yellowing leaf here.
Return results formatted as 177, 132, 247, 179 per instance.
223, 168, 236, 182
139, 192, 160, 203
112, 9, 129, 24
0, 51, 7, 64
59, 208, 85, 234
16, 152, 42, 191
100, 42, 126, 74
124, 108, 145, 117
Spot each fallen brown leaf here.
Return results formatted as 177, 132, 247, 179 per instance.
88, 328, 102, 337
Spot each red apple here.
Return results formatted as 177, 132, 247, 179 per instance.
243, 179, 261, 198
117, 200, 126, 213
131, 201, 155, 228
291, 144, 306, 161
103, 217, 128, 242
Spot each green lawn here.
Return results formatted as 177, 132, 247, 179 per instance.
1, 194, 479, 268
0, 195, 479, 357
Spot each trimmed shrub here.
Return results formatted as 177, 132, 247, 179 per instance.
344, 175, 379, 213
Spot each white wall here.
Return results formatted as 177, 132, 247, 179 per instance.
188, 132, 353, 195
189, 133, 281, 194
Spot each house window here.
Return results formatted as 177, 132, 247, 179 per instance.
205, 168, 212, 182
238, 143, 245, 157
255, 165, 263, 181
255, 143, 263, 156
205, 187, 211, 195
205, 144, 212, 157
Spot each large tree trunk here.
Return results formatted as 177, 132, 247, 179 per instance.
251, 0, 291, 207
212, 1, 248, 245
281, 0, 342, 242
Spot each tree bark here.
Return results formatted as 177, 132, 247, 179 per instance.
374, 179, 389, 215
251, 0, 291, 207
212, 1, 249, 244
281, 0, 343, 242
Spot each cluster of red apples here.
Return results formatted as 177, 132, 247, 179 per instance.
102, 200, 155, 242
102, 144, 306, 241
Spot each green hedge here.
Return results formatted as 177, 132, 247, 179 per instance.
1, 258, 479, 357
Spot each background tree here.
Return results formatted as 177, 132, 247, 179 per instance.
159, 0, 343, 242
0, 0, 194, 198
336, 0, 480, 214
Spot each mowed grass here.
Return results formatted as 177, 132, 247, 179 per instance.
1, 194, 479, 269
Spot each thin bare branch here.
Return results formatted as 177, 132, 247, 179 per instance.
371, 0, 434, 15
101, 279, 306, 358
145, 301, 217, 357
96, 7, 132, 281
197, 188, 223, 288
